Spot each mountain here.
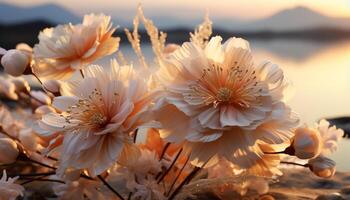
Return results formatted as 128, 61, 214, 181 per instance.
0, 2, 350, 32
0, 2, 80, 24
218, 6, 350, 32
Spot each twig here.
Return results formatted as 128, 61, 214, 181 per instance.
157, 148, 183, 183
79, 69, 85, 78
281, 161, 308, 167
166, 155, 190, 196
159, 142, 170, 161
168, 158, 210, 200
133, 129, 138, 143
98, 175, 125, 200
32, 73, 43, 85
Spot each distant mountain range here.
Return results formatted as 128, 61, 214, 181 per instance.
1, 2, 350, 32
0, 3, 79, 24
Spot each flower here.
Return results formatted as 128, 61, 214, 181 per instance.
33, 13, 120, 80
293, 126, 322, 159
154, 36, 298, 173
127, 176, 166, 200
11, 77, 30, 94
1, 49, 30, 76
43, 80, 61, 94
0, 137, 18, 164
53, 178, 112, 200
308, 156, 336, 178
316, 119, 343, 156
0, 170, 24, 200
30, 90, 52, 105
38, 60, 157, 176
0, 77, 18, 100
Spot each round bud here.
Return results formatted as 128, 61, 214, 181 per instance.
0, 137, 19, 164
1, 49, 29, 77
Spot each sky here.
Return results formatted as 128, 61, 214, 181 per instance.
2, 0, 350, 20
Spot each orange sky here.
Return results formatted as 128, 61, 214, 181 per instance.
3, 0, 350, 19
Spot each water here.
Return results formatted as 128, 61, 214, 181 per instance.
114, 39, 350, 171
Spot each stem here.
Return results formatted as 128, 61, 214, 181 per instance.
133, 129, 138, 143
166, 155, 190, 196
28, 158, 56, 170
281, 161, 308, 167
21, 177, 65, 185
159, 142, 170, 161
32, 73, 43, 85
168, 157, 210, 200
98, 175, 125, 200
157, 148, 183, 183
79, 69, 85, 78
12, 172, 56, 177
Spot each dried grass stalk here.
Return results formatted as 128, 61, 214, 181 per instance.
190, 13, 212, 49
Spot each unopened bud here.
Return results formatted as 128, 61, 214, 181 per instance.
1, 49, 29, 77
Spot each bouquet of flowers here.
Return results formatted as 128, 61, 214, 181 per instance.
0, 6, 344, 200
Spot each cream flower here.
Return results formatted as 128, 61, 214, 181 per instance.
0, 137, 19, 164
38, 60, 157, 176
0, 170, 24, 200
154, 36, 298, 172
33, 13, 120, 80
316, 119, 343, 156
53, 178, 112, 200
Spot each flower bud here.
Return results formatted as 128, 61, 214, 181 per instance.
0, 78, 18, 100
1, 49, 29, 77
43, 80, 61, 94
35, 105, 55, 116
293, 126, 322, 159
0, 47, 6, 55
0, 137, 19, 164
30, 90, 51, 105
11, 77, 30, 94
308, 156, 336, 178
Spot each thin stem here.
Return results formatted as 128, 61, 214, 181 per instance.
133, 129, 138, 143
28, 158, 56, 170
156, 148, 183, 183
12, 172, 56, 177
32, 73, 43, 85
159, 142, 170, 161
21, 177, 65, 185
281, 161, 308, 167
168, 158, 210, 200
166, 155, 190, 196
79, 69, 85, 78
98, 175, 125, 200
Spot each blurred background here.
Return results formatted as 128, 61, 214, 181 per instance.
0, 0, 349, 170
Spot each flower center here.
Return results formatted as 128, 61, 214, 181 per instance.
89, 112, 107, 126
216, 87, 232, 102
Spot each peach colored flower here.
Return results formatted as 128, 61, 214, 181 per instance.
0, 137, 18, 164
0, 77, 18, 100
316, 119, 343, 156
33, 13, 120, 80
0, 170, 24, 200
38, 60, 157, 176
154, 36, 298, 173
53, 178, 114, 200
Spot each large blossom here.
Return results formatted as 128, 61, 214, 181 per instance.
154, 36, 298, 173
33, 14, 120, 80
0, 170, 24, 200
38, 60, 157, 176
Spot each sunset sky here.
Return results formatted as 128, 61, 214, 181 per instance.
3, 0, 350, 20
